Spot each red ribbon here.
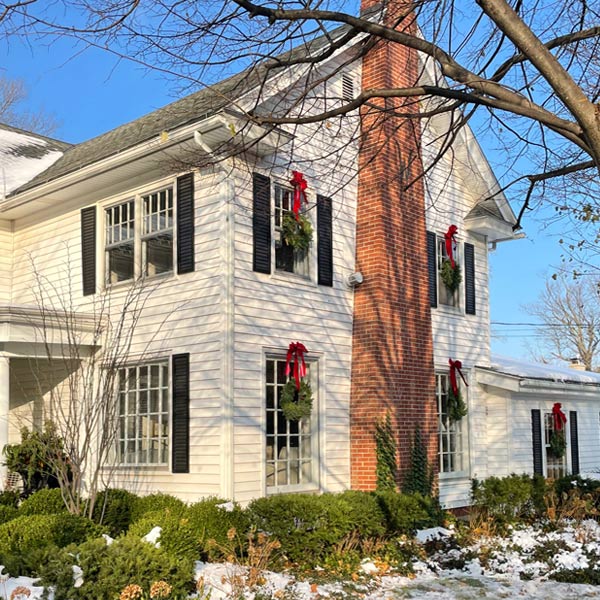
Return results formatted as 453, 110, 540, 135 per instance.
285, 342, 308, 390
552, 403, 567, 431
444, 225, 458, 268
449, 358, 468, 396
290, 171, 308, 221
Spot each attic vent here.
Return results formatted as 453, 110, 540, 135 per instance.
342, 73, 354, 102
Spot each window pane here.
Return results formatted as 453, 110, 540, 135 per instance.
107, 243, 134, 283
145, 233, 173, 276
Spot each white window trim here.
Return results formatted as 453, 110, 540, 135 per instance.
436, 372, 470, 479
263, 351, 321, 495
271, 180, 317, 285
100, 177, 179, 289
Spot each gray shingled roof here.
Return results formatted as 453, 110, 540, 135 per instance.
10, 21, 355, 197
11, 68, 254, 195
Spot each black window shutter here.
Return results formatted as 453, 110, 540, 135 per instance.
569, 411, 580, 475
317, 194, 333, 286
426, 231, 437, 308
464, 242, 476, 315
531, 409, 543, 476
253, 173, 271, 274
172, 353, 190, 473
177, 173, 195, 274
81, 206, 96, 296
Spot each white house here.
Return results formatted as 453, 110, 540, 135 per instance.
0, 12, 597, 508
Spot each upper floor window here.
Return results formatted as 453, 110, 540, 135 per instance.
437, 236, 458, 307
274, 183, 310, 278
105, 186, 174, 285
437, 373, 467, 475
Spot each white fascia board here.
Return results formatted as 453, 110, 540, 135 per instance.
0, 121, 208, 213
464, 214, 515, 242
476, 366, 600, 397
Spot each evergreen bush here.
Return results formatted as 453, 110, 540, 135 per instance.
248, 492, 386, 566
19, 488, 67, 515
130, 492, 186, 523
471, 474, 535, 523
376, 491, 443, 534
39, 535, 195, 599
0, 513, 102, 575
0, 490, 20, 508
92, 488, 138, 536
0, 505, 18, 525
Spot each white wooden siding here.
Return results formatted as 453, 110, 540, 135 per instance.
0, 220, 12, 304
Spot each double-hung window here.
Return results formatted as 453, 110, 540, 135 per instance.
436, 373, 467, 474
117, 362, 169, 466
105, 186, 174, 284
544, 412, 567, 478
437, 236, 458, 307
265, 357, 318, 491
274, 184, 310, 278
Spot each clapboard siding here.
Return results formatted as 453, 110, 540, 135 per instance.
8, 171, 228, 501
0, 220, 13, 304
230, 105, 359, 502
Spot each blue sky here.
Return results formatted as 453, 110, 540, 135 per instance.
1, 31, 565, 361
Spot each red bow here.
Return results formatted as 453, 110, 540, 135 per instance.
444, 225, 458, 268
285, 342, 308, 390
552, 403, 567, 431
449, 358, 468, 396
290, 171, 308, 221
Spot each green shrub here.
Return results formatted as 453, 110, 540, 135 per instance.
92, 488, 138, 536
39, 535, 196, 599
131, 493, 187, 523
336, 490, 386, 538
19, 488, 67, 515
554, 475, 600, 497
376, 491, 443, 534
127, 507, 199, 563
0, 505, 18, 525
0, 490, 20, 508
187, 497, 250, 560
0, 513, 103, 576
471, 474, 535, 523
248, 493, 383, 566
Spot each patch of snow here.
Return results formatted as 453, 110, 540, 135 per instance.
142, 526, 162, 547
102, 533, 114, 545
491, 354, 600, 384
217, 501, 235, 512
416, 527, 454, 543
71, 565, 83, 588
0, 128, 63, 196
360, 559, 379, 574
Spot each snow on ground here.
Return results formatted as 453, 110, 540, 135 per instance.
4, 521, 600, 598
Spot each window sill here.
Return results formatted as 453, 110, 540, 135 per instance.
104, 271, 176, 291
439, 471, 470, 481
266, 483, 319, 495
433, 303, 464, 316
108, 464, 171, 472
272, 270, 317, 288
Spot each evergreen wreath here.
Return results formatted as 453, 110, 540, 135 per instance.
447, 386, 468, 422
441, 258, 462, 293
280, 379, 313, 421
282, 212, 313, 251
549, 429, 567, 459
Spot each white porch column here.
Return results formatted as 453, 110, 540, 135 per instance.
0, 355, 8, 489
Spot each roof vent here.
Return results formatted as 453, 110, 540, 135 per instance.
569, 357, 586, 371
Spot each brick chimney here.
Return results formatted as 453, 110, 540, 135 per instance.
350, 1, 437, 490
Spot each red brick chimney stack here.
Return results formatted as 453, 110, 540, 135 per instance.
350, 0, 437, 490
